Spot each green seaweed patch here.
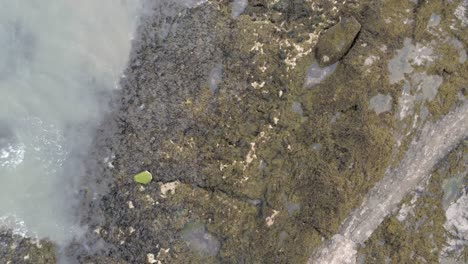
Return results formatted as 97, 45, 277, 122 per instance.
134, 171, 153, 185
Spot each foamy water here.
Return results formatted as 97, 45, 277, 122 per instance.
0, 0, 140, 244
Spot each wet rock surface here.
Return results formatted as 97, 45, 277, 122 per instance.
2, 0, 467, 263
0, 231, 56, 264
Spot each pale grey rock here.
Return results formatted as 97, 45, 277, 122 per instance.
388, 38, 435, 84
182, 223, 221, 256
411, 72, 443, 102
232, 0, 248, 18
450, 38, 467, 64
369, 93, 392, 114
304, 62, 338, 88
441, 191, 468, 259
209, 63, 223, 94
291, 101, 303, 115
427, 13, 441, 28
442, 173, 465, 209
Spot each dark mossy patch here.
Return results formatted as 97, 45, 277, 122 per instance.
0, 233, 57, 264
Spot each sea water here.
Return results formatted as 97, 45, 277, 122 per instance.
0, 0, 139, 244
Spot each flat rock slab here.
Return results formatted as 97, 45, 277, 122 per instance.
315, 16, 361, 66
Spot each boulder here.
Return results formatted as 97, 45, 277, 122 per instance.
315, 17, 361, 66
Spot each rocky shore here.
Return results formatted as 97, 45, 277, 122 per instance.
1, 0, 466, 263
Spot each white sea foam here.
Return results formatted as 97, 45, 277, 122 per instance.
0, 144, 25, 169
0, 0, 140, 244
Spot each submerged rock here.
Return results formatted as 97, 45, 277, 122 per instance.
181, 222, 220, 257
369, 93, 392, 115
442, 173, 465, 209
315, 16, 361, 66
427, 13, 441, 28
304, 62, 338, 88
387, 38, 435, 85
411, 72, 443, 102
208, 63, 223, 94
291, 101, 303, 116
450, 38, 467, 64
231, 0, 248, 18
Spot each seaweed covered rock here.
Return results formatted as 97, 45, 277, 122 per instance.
58, 0, 467, 263
0, 233, 57, 264
315, 16, 361, 66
